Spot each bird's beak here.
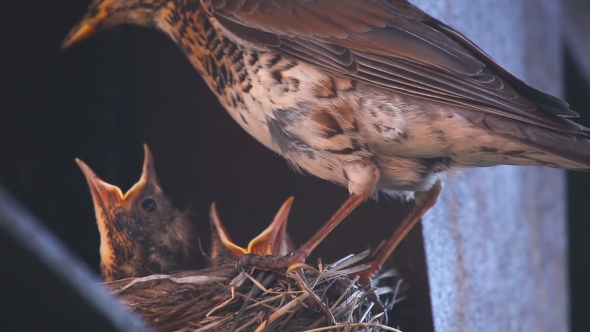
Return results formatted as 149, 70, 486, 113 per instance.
76, 156, 128, 277
76, 158, 124, 210
61, 0, 114, 50
209, 197, 296, 261
124, 144, 161, 202
209, 203, 248, 259
247, 197, 295, 256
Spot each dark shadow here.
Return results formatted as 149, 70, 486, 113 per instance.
565, 47, 590, 332
0, 1, 433, 330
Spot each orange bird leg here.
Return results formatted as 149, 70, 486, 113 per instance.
239, 192, 369, 270
356, 179, 444, 311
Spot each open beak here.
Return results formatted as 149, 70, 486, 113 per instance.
247, 197, 295, 256
209, 203, 248, 259
76, 144, 158, 211
76, 158, 123, 273
209, 197, 296, 261
124, 144, 160, 202
61, 0, 114, 49
76, 158, 124, 210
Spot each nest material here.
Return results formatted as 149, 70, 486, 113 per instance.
104, 251, 405, 332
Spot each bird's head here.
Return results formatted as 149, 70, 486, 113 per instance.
77, 144, 190, 281
61, 0, 168, 49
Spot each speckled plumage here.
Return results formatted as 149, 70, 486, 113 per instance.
64, 0, 590, 281
145, 0, 590, 196
76, 144, 192, 282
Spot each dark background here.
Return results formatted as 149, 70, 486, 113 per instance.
1, 1, 589, 331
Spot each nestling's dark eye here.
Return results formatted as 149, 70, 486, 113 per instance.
141, 198, 157, 213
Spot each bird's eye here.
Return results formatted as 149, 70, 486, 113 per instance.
141, 198, 157, 213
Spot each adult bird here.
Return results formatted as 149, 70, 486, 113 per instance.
63, 0, 590, 286
77, 144, 193, 281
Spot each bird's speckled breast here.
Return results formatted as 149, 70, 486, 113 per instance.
154, 3, 555, 194
155, 5, 345, 160
155, 5, 279, 148
154, 3, 462, 192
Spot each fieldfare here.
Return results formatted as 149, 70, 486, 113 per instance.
63, 0, 590, 287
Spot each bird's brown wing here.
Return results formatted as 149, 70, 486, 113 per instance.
202, 0, 584, 133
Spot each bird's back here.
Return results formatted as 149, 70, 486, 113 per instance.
153, 0, 590, 192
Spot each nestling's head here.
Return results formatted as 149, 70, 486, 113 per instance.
209, 197, 296, 266
76, 144, 191, 282
61, 0, 168, 49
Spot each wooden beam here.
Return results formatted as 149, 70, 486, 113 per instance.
411, 1, 568, 331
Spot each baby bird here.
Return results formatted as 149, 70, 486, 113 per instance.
209, 197, 295, 265
77, 144, 192, 281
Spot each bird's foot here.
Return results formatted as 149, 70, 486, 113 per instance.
353, 179, 445, 317
354, 260, 387, 318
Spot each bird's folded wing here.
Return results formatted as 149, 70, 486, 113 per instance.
202, 0, 585, 133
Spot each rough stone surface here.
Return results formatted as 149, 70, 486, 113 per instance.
410, 1, 568, 331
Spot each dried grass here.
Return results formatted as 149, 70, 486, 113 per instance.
103, 251, 405, 332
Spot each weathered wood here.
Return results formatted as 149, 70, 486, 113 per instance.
411, 1, 568, 331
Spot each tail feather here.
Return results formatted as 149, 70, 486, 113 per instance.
460, 109, 590, 171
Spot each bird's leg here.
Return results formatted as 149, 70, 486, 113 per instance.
239, 160, 379, 270
239, 193, 369, 270
355, 179, 444, 308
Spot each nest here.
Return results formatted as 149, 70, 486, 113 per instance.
104, 251, 406, 331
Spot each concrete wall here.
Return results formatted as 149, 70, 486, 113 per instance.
410, 1, 569, 331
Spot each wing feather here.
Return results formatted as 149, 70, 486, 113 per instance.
203, 0, 584, 133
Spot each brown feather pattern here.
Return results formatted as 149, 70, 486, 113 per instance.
202, 0, 584, 134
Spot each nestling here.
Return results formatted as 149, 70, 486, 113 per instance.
63, 0, 590, 288
77, 144, 192, 281
209, 197, 295, 265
